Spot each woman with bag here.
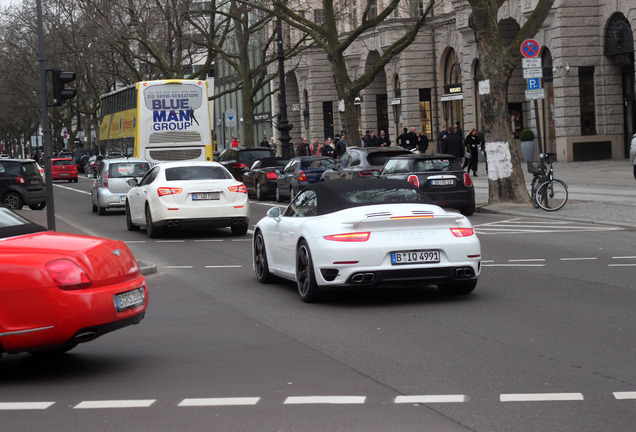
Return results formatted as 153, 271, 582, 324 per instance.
464, 128, 480, 177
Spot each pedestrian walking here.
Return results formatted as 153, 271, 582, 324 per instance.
379, 130, 391, 147
397, 128, 409, 148
260, 137, 270, 148
322, 138, 335, 158
444, 126, 464, 160
465, 128, 480, 176
417, 131, 429, 154
231, 137, 239, 147
335, 133, 347, 159
297, 137, 310, 156
438, 125, 448, 153
405, 127, 419, 151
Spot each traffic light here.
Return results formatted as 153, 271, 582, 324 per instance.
50, 69, 76, 106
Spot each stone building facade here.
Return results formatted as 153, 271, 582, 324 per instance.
269, 0, 635, 161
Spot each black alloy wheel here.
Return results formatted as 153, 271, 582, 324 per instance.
126, 203, 140, 231
253, 231, 272, 283
2, 191, 23, 210
295, 241, 322, 303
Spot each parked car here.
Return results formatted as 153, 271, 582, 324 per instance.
50, 158, 79, 182
252, 179, 481, 302
216, 147, 274, 181
0, 154, 10, 159
0, 207, 148, 357
125, 161, 250, 238
91, 158, 151, 215
0, 159, 46, 210
72, 148, 96, 173
275, 156, 336, 202
380, 154, 476, 216
242, 157, 290, 200
320, 146, 412, 181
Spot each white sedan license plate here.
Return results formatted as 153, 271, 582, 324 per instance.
431, 179, 454, 186
391, 250, 440, 265
114, 287, 145, 312
192, 192, 220, 200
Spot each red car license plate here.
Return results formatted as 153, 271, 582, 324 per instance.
114, 287, 145, 312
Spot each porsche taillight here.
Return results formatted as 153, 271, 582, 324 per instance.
323, 232, 370, 242
229, 184, 247, 193
103, 170, 108, 187
450, 227, 474, 237
407, 175, 419, 187
266, 172, 278, 180
157, 187, 183, 196
46, 259, 92, 290
464, 173, 473, 187
298, 171, 308, 181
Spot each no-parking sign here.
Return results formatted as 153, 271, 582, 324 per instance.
521, 39, 540, 58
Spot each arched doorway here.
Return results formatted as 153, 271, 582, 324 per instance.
442, 49, 464, 129
605, 13, 635, 157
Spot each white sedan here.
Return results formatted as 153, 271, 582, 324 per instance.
252, 179, 481, 302
125, 161, 250, 237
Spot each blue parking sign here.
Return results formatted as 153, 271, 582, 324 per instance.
527, 78, 541, 90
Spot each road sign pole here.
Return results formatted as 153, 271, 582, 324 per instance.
534, 99, 543, 157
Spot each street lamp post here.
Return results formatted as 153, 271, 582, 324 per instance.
275, 10, 293, 158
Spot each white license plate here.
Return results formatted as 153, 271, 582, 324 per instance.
114, 287, 145, 312
120, 195, 126, 202
391, 250, 440, 265
192, 192, 220, 200
431, 179, 454, 186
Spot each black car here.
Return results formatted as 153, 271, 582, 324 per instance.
380, 154, 475, 216
216, 147, 274, 181
276, 156, 336, 202
320, 146, 412, 181
0, 159, 46, 210
242, 157, 290, 200
72, 148, 96, 173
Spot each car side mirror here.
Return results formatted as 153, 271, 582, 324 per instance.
267, 207, 281, 219
127, 178, 139, 187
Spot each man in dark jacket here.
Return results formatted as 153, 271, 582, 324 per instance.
405, 127, 419, 151
444, 126, 464, 160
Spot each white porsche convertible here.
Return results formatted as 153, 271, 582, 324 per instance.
252, 179, 481, 302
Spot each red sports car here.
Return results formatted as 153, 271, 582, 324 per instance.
51, 158, 78, 182
0, 207, 148, 357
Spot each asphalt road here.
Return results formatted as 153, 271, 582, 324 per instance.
2, 177, 635, 432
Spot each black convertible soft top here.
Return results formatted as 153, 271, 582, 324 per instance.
302, 178, 434, 215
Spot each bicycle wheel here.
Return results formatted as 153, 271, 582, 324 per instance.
535, 179, 568, 211
530, 176, 542, 209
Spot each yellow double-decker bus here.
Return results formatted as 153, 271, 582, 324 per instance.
99, 79, 214, 163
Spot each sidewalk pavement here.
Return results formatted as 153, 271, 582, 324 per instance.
472, 159, 636, 228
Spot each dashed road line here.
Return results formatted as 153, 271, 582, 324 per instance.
165, 265, 194, 269
0, 402, 54, 410
482, 264, 546, 267
179, 397, 260, 407
284, 396, 366, 405
500, 393, 584, 402
74, 400, 156, 409
560, 257, 597, 261
508, 258, 546, 262
614, 392, 636, 400
608, 264, 636, 267
612, 256, 636, 259
395, 395, 466, 404
205, 265, 243, 268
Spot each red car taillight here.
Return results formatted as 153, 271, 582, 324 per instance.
450, 227, 474, 237
464, 173, 473, 187
407, 175, 419, 187
298, 171, 308, 181
157, 187, 183, 196
103, 170, 108, 187
46, 259, 92, 290
266, 172, 278, 180
16, 176, 25, 184
323, 232, 370, 242
359, 169, 380, 177
228, 184, 247, 193
232, 162, 247, 170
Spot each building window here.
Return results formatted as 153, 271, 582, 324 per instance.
314, 9, 325, 24
419, 89, 432, 138
369, 0, 377, 19
579, 66, 596, 136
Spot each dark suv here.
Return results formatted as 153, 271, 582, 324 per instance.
216, 147, 273, 181
0, 159, 46, 210
320, 146, 412, 181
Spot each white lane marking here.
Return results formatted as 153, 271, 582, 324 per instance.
395, 395, 465, 404
74, 400, 156, 409
482, 264, 546, 267
481, 260, 495, 263
157, 240, 185, 243
166, 266, 194, 269
508, 259, 546, 262
560, 257, 597, 261
612, 256, 636, 259
0, 402, 54, 410
608, 264, 636, 267
614, 392, 636, 400
54, 184, 91, 195
205, 265, 242, 268
194, 239, 224, 242
500, 393, 583, 402
125, 241, 148, 244
179, 397, 260, 407
232, 239, 252, 242
284, 396, 366, 405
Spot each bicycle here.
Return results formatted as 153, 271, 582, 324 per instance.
529, 153, 568, 211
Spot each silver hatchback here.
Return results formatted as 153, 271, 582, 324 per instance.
91, 158, 151, 215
